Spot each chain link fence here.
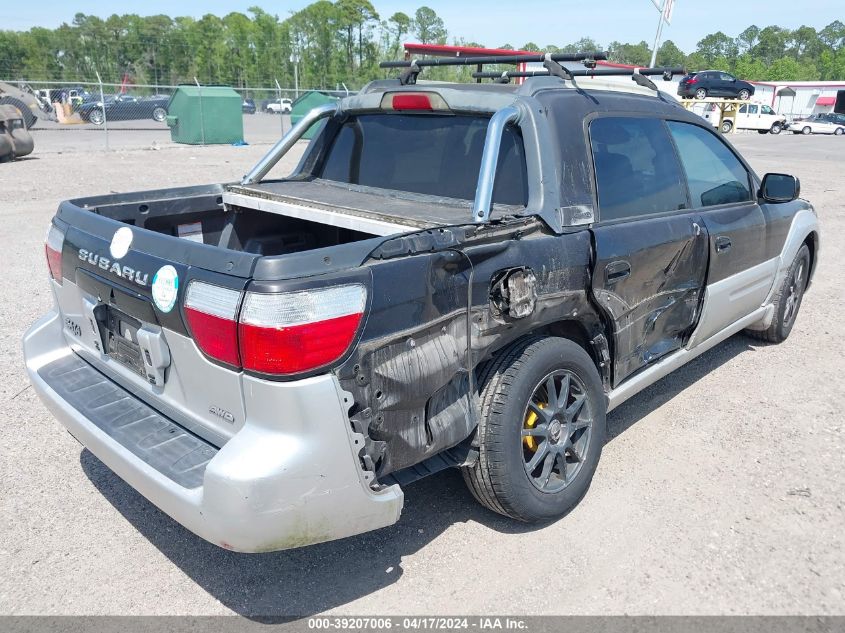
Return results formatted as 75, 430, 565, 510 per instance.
0, 78, 351, 151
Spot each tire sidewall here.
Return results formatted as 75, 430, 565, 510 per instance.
695, 88, 707, 99
152, 107, 167, 122
771, 123, 782, 134
491, 339, 606, 521
774, 245, 810, 341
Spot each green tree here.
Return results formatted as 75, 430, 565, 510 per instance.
656, 40, 685, 66
413, 6, 446, 45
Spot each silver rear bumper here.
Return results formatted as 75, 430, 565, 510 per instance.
23, 310, 403, 552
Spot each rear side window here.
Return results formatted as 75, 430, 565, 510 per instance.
667, 121, 752, 207
319, 114, 528, 206
589, 117, 687, 221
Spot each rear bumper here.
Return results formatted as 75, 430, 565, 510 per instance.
23, 310, 403, 552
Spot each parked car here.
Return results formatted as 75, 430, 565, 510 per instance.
819, 112, 845, 126
24, 65, 819, 552
0, 104, 34, 161
77, 93, 170, 125
242, 98, 256, 114
264, 98, 293, 114
678, 71, 755, 100
790, 113, 845, 135
702, 102, 787, 134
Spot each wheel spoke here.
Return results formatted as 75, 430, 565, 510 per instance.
527, 400, 549, 421
526, 442, 549, 472
568, 442, 584, 463
556, 451, 568, 483
522, 424, 548, 438
566, 393, 586, 422
545, 375, 559, 409
540, 452, 555, 487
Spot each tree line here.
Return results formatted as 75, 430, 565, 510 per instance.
0, 4, 842, 89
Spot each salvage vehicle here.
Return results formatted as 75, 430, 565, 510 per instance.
23, 52, 820, 552
0, 104, 34, 161
78, 93, 170, 125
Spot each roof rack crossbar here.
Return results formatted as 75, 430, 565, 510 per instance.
379, 51, 608, 69
473, 66, 685, 80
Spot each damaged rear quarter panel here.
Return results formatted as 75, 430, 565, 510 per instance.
337, 224, 605, 479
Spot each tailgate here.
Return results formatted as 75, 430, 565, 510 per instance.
52, 205, 259, 446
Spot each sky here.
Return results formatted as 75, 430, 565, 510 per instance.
2, 0, 843, 53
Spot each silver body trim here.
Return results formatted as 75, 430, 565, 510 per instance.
241, 102, 338, 185
472, 105, 521, 223
23, 310, 403, 552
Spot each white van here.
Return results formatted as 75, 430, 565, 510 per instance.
702, 102, 787, 134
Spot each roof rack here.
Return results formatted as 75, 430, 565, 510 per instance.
380, 52, 685, 92
379, 51, 607, 86
474, 65, 686, 91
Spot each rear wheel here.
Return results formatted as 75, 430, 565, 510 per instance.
694, 88, 707, 100
738, 89, 751, 100
835, 127, 844, 136
152, 107, 167, 122
746, 244, 810, 344
802, 126, 812, 135
720, 120, 733, 134
462, 336, 606, 522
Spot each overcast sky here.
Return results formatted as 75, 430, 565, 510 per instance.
2, 0, 843, 52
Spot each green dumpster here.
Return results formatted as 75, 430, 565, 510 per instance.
165, 85, 243, 145
290, 91, 342, 139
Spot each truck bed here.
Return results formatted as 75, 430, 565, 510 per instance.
225, 178, 522, 236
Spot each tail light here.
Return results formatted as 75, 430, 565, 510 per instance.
686, 76, 698, 85
184, 281, 241, 367
380, 91, 449, 111
45, 224, 65, 284
239, 284, 366, 374
184, 281, 366, 375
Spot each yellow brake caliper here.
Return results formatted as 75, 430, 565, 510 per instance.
523, 403, 545, 452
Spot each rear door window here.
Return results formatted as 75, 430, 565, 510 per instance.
589, 116, 688, 221
667, 121, 752, 207
319, 114, 528, 206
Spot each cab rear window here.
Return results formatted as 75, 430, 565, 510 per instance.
318, 113, 528, 206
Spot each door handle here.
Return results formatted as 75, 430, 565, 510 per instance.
605, 260, 631, 283
715, 236, 732, 253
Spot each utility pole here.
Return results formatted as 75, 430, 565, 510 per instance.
648, 0, 675, 67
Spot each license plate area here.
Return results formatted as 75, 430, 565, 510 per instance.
103, 308, 147, 378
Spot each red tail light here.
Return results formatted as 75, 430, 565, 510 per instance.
45, 224, 65, 284
686, 76, 698, 85
381, 91, 449, 111
184, 282, 241, 367
239, 285, 366, 374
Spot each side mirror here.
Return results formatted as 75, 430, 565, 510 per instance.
760, 173, 800, 203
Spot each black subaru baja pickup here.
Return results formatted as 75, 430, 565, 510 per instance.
24, 53, 819, 552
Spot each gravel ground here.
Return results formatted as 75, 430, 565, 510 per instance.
0, 132, 843, 617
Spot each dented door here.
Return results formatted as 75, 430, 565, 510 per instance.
591, 212, 709, 385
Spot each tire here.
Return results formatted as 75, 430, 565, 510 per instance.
694, 88, 707, 100
738, 89, 751, 100
757, 129, 768, 134
462, 336, 606, 522
746, 244, 810, 344
88, 108, 104, 125
720, 120, 733, 134
802, 126, 812, 135
835, 127, 844, 136
770, 122, 783, 135
0, 97, 37, 129
152, 107, 167, 122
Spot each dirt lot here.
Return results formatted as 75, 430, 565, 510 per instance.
0, 132, 843, 617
